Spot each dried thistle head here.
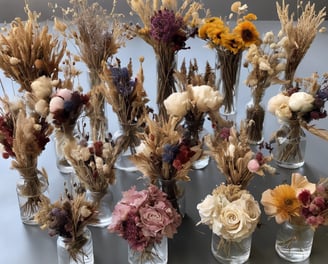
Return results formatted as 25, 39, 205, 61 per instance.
0, 4, 66, 92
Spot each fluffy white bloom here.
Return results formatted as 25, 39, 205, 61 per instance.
164, 91, 189, 117
267, 93, 290, 114
288, 92, 314, 112
191, 85, 223, 112
259, 58, 272, 73
31, 76, 53, 99
35, 99, 49, 117
95, 156, 103, 169
275, 103, 292, 120
226, 144, 235, 157
9, 57, 20, 65
263, 31, 275, 44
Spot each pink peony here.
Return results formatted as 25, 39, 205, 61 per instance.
49, 96, 64, 113
121, 187, 148, 209
247, 159, 260, 173
56, 88, 72, 101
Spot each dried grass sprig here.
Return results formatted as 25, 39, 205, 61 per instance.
276, 0, 326, 88
205, 122, 275, 189
130, 115, 202, 184
0, 4, 66, 93
35, 191, 98, 262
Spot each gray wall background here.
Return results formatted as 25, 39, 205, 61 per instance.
0, 0, 326, 22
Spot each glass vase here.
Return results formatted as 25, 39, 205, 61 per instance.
54, 135, 74, 174
113, 123, 142, 172
128, 237, 168, 264
275, 221, 314, 262
156, 51, 177, 120
158, 179, 185, 217
246, 99, 265, 145
216, 49, 242, 123
86, 189, 113, 228
211, 232, 252, 264
16, 170, 49, 225
57, 228, 94, 264
272, 120, 306, 169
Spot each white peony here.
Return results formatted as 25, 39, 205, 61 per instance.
267, 93, 290, 114
288, 92, 314, 112
31, 76, 53, 99
275, 103, 292, 120
164, 91, 189, 117
191, 85, 223, 112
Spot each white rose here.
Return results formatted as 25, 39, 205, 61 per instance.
164, 92, 189, 117
219, 202, 251, 241
212, 217, 223, 236
239, 193, 261, 224
288, 92, 314, 112
191, 85, 223, 112
267, 93, 290, 114
197, 194, 217, 225
275, 103, 292, 120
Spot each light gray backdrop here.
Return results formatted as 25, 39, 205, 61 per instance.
0, 0, 326, 22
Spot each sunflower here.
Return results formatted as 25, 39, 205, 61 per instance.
261, 184, 301, 224
206, 25, 229, 46
198, 17, 225, 40
233, 20, 260, 48
220, 32, 244, 54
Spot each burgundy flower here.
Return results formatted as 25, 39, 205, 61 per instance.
298, 189, 312, 206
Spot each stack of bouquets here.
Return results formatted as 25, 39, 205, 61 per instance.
108, 185, 181, 263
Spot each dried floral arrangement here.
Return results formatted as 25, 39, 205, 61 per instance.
0, 4, 66, 93
130, 115, 201, 212
197, 184, 261, 242
63, 138, 119, 204
126, 0, 204, 119
243, 32, 287, 144
205, 122, 275, 189
276, 0, 326, 90
198, 1, 261, 115
35, 190, 98, 262
52, 0, 129, 141
100, 57, 150, 155
0, 97, 52, 221
268, 73, 328, 165
108, 185, 181, 262
261, 173, 316, 226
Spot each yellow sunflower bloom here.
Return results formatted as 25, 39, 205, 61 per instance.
243, 13, 257, 21
233, 20, 260, 48
220, 32, 244, 54
206, 25, 229, 45
261, 184, 301, 224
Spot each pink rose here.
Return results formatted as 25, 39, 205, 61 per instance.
108, 203, 131, 231
121, 187, 148, 209
247, 159, 260, 173
49, 96, 64, 113
139, 206, 168, 237
56, 88, 72, 101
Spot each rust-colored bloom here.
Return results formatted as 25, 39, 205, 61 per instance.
220, 32, 244, 54
233, 20, 260, 48
261, 184, 301, 224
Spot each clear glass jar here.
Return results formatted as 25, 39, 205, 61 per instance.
246, 99, 265, 145
275, 221, 314, 262
128, 237, 168, 264
16, 170, 49, 225
113, 124, 142, 172
158, 179, 185, 217
272, 120, 306, 169
216, 49, 242, 123
86, 189, 113, 228
211, 232, 252, 264
57, 228, 94, 264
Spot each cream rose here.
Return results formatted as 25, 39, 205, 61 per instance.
288, 92, 314, 112
164, 91, 189, 117
197, 194, 217, 225
275, 103, 292, 120
267, 93, 290, 114
191, 85, 223, 112
218, 201, 252, 241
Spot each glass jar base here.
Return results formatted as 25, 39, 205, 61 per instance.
220, 111, 237, 124
275, 243, 311, 262
56, 158, 74, 174
248, 136, 264, 145
88, 216, 112, 228
275, 160, 305, 169
192, 155, 210, 170
114, 155, 138, 172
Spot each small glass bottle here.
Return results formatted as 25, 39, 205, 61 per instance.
57, 228, 94, 264
128, 237, 168, 264
275, 221, 314, 262
211, 232, 252, 264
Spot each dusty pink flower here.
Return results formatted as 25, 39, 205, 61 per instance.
247, 159, 260, 172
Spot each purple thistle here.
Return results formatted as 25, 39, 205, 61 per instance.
109, 66, 136, 96
150, 9, 187, 50
162, 144, 179, 163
